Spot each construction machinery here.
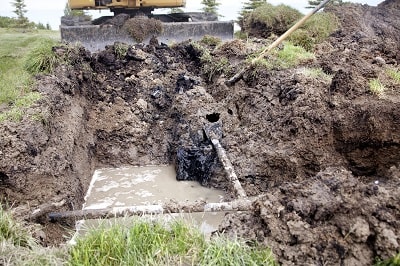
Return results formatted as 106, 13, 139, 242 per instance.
60, 0, 234, 51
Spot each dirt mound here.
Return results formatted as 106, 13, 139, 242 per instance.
0, 0, 399, 263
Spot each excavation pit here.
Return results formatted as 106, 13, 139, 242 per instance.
72, 165, 227, 239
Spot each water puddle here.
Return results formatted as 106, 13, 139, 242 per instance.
73, 165, 227, 242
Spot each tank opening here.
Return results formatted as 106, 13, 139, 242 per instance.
0, 172, 9, 185
206, 113, 220, 123
227, 109, 233, 115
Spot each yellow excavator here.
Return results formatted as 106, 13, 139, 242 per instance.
61, 0, 234, 51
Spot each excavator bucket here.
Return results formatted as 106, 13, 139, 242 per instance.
60, 14, 234, 52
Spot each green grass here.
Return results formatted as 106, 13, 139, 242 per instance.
69, 218, 276, 266
246, 3, 302, 35
0, 205, 35, 247
301, 67, 332, 82
0, 205, 67, 265
0, 28, 59, 122
386, 68, 400, 84
289, 12, 340, 51
369, 78, 386, 96
253, 42, 315, 70
191, 41, 232, 82
375, 253, 400, 266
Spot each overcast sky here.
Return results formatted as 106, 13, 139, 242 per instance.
0, 0, 383, 30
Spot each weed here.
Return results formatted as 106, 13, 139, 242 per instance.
114, 42, 129, 59
301, 67, 332, 81
200, 35, 222, 47
288, 12, 340, 51
386, 68, 400, 84
123, 17, 162, 43
192, 41, 232, 82
24, 38, 59, 74
369, 78, 386, 96
375, 253, 400, 266
244, 3, 302, 37
252, 42, 314, 70
200, 236, 276, 265
0, 205, 35, 247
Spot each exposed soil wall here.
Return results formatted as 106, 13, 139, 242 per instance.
0, 1, 399, 264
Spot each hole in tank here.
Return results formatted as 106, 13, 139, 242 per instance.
206, 113, 220, 123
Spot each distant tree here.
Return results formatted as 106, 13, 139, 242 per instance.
237, 0, 267, 28
64, 2, 85, 16
201, 0, 220, 16
0, 16, 17, 28
36, 22, 46, 29
46, 22, 51, 30
11, 0, 29, 28
306, 0, 343, 8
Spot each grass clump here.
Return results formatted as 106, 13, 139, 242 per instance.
243, 3, 302, 37
200, 237, 276, 265
114, 42, 129, 59
0, 205, 34, 247
288, 12, 340, 51
369, 78, 386, 96
386, 68, 400, 84
69, 219, 276, 265
253, 42, 314, 70
123, 17, 162, 43
191, 41, 232, 82
375, 253, 400, 266
25, 38, 60, 74
0, 205, 67, 265
301, 67, 332, 81
200, 35, 222, 47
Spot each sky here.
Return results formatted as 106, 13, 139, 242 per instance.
0, 0, 383, 30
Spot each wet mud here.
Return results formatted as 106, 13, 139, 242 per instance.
0, 1, 399, 264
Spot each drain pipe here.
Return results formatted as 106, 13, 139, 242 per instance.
204, 122, 247, 198
48, 197, 260, 221
210, 139, 247, 198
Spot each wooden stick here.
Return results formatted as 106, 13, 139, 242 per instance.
48, 197, 259, 221
226, 0, 332, 86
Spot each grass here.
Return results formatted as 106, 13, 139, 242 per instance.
301, 67, 333, 82
369, 78, 386, 96
386, 68, 400, 84
0, 28, 59, 122
246, 3, 302, 35
191, 41, 232, 82
69, 218, 276, 266
0, 205, 35, 247
375, 253, 400, 266
289, 12, 340, 51
253, 42, 315, 70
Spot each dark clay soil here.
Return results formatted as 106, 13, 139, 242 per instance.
1, 1, 399, 265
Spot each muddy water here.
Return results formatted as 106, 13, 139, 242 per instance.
76, 165, 227, 238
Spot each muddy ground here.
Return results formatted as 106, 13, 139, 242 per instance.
1, 1, 399, 265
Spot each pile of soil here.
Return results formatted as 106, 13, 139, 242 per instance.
0, 1, 399, 264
